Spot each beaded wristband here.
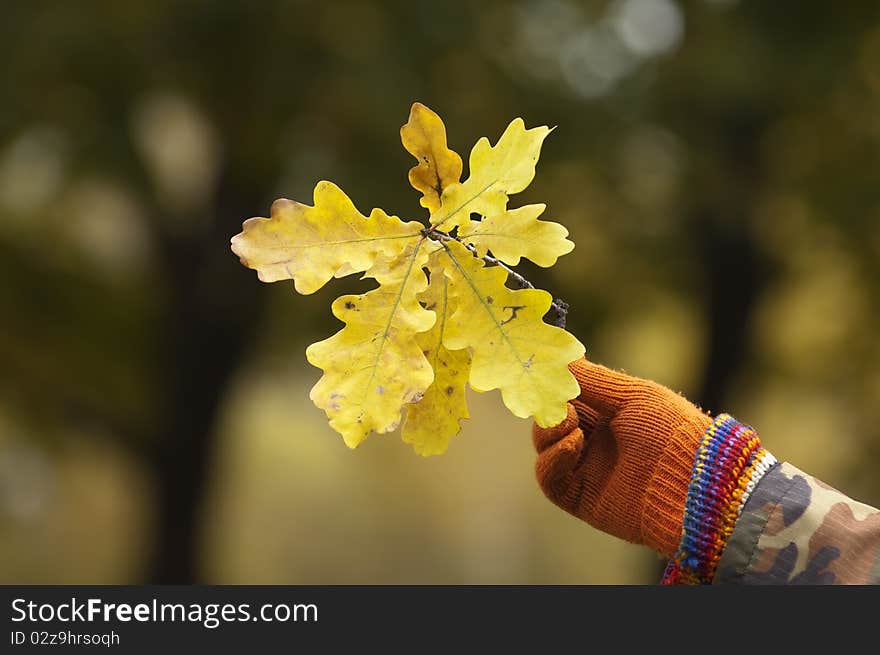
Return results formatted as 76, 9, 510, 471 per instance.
662, 414, 778, 585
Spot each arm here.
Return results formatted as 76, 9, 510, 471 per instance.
533, 358, 880, 585
715, 462, 880, 584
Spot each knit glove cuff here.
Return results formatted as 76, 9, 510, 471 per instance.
662, 414, 778, 585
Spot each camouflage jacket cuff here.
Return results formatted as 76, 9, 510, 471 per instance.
661, 414, 777, 585
713, 462, 880, 584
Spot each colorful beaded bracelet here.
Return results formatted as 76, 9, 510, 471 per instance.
662, 413, 778, 585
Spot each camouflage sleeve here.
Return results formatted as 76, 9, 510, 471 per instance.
715, 462, 880, 584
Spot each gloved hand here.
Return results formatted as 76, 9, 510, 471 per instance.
533, 357, 713, 559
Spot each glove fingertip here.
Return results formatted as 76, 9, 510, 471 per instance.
532, 403, 579, 452
535, 426, 585, 495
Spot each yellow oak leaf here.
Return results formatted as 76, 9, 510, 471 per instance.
231, 180, 422, 294
232, 103, 582, 454
306, 240, 435, 448
458, 203, 574, 267
438, 240, 584, 427
401, 263, 471, 456
400, 102, 463, 214
430, 117, 552, 232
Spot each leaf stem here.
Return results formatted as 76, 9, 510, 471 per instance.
427, 230, 570, 328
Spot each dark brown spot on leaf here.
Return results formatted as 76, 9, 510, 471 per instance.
501, 305, 525, 325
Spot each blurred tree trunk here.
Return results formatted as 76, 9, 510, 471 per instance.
693, 112, 772, 414
148, 177, 267, 583
694, 216, 768, 414
652, 113, 773, 582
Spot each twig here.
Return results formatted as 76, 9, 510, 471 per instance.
429, 231, 570, 329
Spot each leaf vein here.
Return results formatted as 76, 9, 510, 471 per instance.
441, 243, 527, 370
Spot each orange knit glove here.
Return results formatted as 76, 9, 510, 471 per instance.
533, 358, 712, 559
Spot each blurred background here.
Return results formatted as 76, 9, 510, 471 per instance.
1, 0, 879, 584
